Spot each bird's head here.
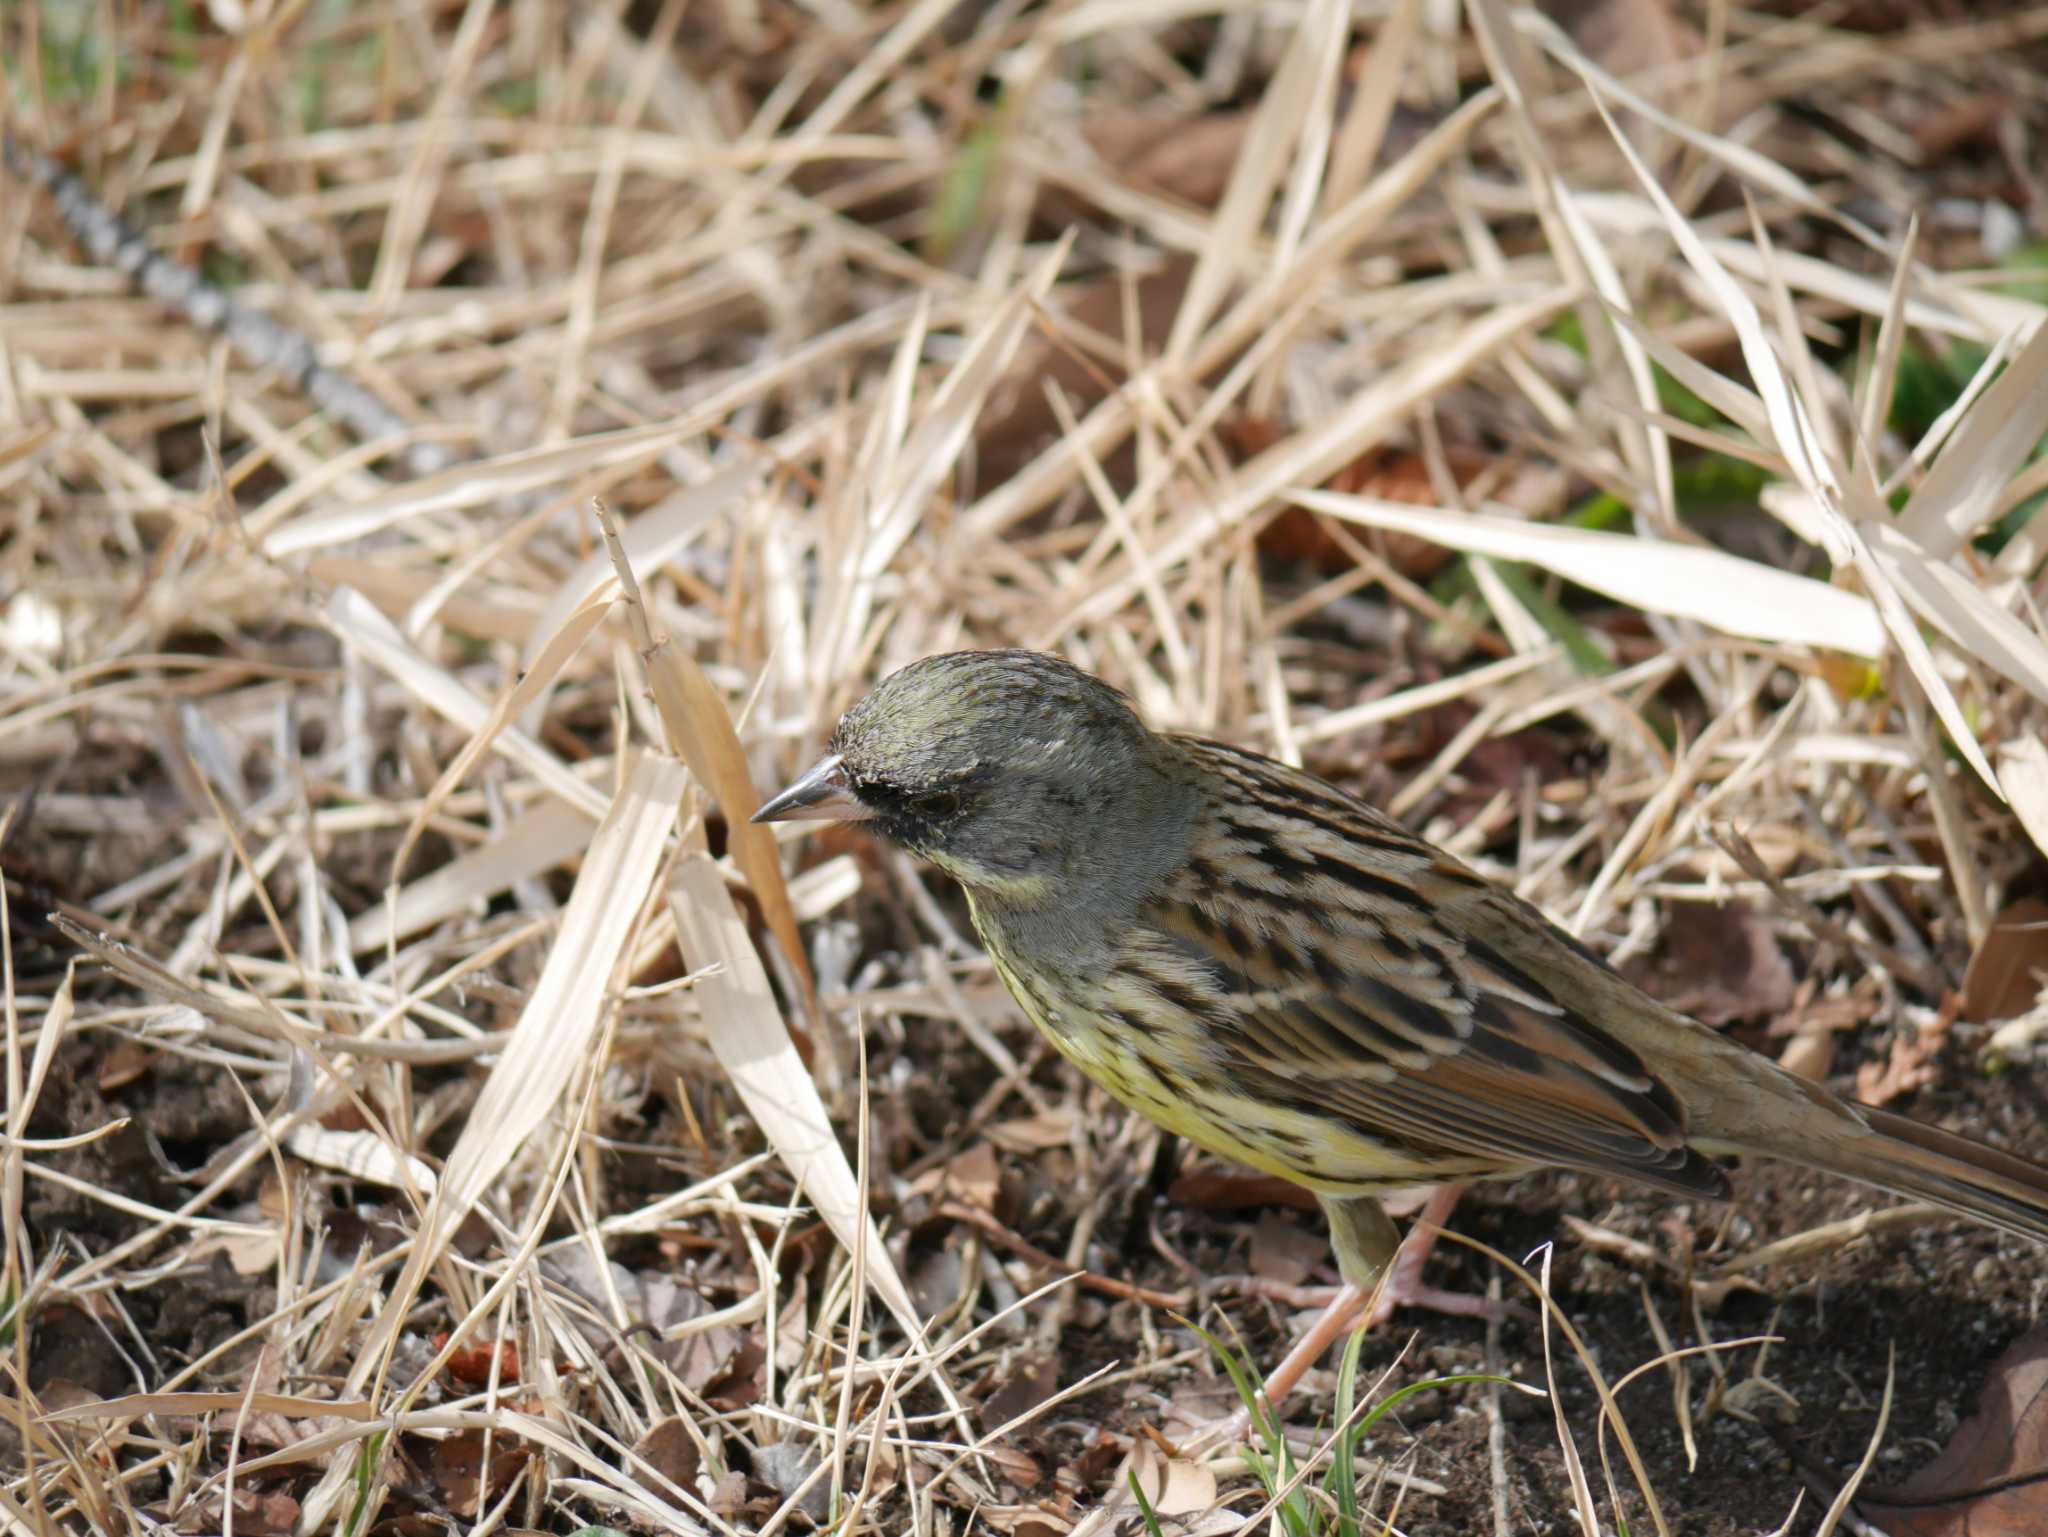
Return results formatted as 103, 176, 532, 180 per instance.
754, 650, 1189, 904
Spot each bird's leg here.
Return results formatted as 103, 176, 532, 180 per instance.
1181, 1189, 1486, 1454
1247, 1193, 1402, 1411
1235, 1185, 1491, 1323
1179, 1197, 1399, 1454
1361, 1184, 1488, 1325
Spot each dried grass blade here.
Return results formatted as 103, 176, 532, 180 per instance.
260, 419, 696, 555
1814, 1348, 1893, 1536
960, 91, 1499, 552
1898, 316, 2048, 558
1856, 219, 1919, 485
347, 797, 593, 954
1062, 290, 1573, 633
521, 454, 780, 698
324, 587, 606, 818
1164, 0, 1347, 362
1324, 0, 1422, 207
42, 1391, 378, 1422
595, 502, 815, 1015
394, 596, 614, 877
668, 855, 920, 1335
1290, 490, 1885, 655
829, 236, 1073, 676
1891, 327, 2017, 498
1576, 73, 2002, 792
1468, 0, 1670, 526
1862, 524, 2048, 707
343, 750, 688, 1396
1997, 738, 2048, 864
1515, 5, 1885, 250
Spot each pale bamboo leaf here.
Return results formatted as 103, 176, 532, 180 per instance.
669, 856, 922, 1337
1998, 737, 2048, 864
1898, 319, 2048, 558
1290, 490, 1886, 656
1862, 523, 2048, 708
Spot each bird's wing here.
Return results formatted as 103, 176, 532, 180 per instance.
1141, 738, 1728, 1199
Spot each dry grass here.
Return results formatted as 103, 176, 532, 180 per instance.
7, 0, 2048, 1532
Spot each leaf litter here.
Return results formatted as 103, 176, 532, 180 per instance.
7, 0, 2048, 1533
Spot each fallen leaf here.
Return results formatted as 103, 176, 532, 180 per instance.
990, 1512, 1069, 1537
1125, 1438, 1219, 1518
980, 1353, 1062, 1431
430, 1429, 533, 1518
634, 1418, 701, 1507
1248, 1211, 1327, 1287
942, 1141, 1002, 1213
1230, 426, 1480, 580
707, 1468, 748, 1515
775, 1273, 809, 1371
1963, 898, 2048, 1025
910, 1240, 966, 1320
752, 1440, 829, 1522
1777, 1023, 1837, 1083
95, 1038, 157, 1092
1625, 902, 1796, 1026
1082, 110, 1251, 209
1860, 1325, 2048, 1535
1912, 93, 2010, 162
223, 1488, 299, 1537
705, 1334, 766, 1410
971, 255, 1195, 488
1168, 1166, 1318, 1212
979, 1443, 1044, 1492
984, 1108, 1081, 1153
432, 1335, 521, 1388
1539, 0, 1698, 87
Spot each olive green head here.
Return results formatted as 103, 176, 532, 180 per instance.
755, 650, 1194, 904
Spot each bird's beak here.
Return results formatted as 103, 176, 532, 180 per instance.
752, 753, 875, 824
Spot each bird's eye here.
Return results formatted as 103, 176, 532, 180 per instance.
909, 789, 962, 820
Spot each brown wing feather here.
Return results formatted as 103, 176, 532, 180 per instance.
1145, 738, 1729, 1200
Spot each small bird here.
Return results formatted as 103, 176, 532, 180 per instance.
756, 649, 2048, 1413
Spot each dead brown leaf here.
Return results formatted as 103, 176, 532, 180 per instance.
222, 1488, 300, 1537
1626, 903, 1796, 1026
1081, 110, 1252, 210
1859, 1325, 2048, 1535
1538, 0, 1699, 86
1168, 1165, 1319, 1212
634, 1416, 702, 1502
429, 1429, 534, 1519
971, 255, 1195, 490
984, 1108, 1081, 1153
1913, 93, 2011, 163
1248, 1210, 1327, 1287
941, 1140, 1002, 1212
1963, 898, 2048, 1025
1125, 1437, 1220, 1518
979, 1353, 1063, 1434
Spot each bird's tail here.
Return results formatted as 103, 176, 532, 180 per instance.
1767, 1099, 2048, 1245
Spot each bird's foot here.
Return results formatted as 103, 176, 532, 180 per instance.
1238, 1267, 1505, 1328
1238, 1184, 1501, 1327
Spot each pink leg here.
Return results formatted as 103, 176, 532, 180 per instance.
1180, 1283, 1375, 1454
1185, 1187, 1484, 1453
1364, 1183, 1489, 1325
1238, 1186, 1494, 1323
1261, 1186, 1491, 1381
